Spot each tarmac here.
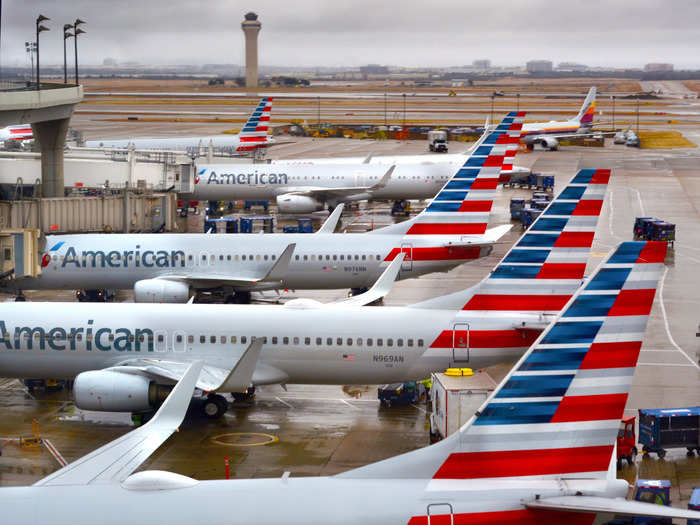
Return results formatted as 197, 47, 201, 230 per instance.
1, 135, 699, 511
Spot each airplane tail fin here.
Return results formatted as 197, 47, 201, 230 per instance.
410, 168, 610, 314
341, 241, 667, 483
237, 97, 273, 150
383, 112, 524, 238
574, 87, 596, 127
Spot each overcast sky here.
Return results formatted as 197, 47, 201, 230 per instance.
2, 0, 699, 69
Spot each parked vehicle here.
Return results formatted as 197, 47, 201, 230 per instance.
509, 198, 525, 220
617, 416, 638, 468
76, 289, 116, 302
283, 218, 314, 233
606, 480, 673, 525
633, 217, 675, 245
428, 130, 448, 152
689, 487, 700, 525
638, 407, 700, 459
428, 369, 496, 443
378, 382, 425, 406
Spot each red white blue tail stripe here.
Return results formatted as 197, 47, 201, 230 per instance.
462, 168, 610, 313
432, 241, 667, 481
404, 112, 524, 237
237, 97, 273, 151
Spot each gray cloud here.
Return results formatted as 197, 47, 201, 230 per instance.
2, 0, 699, 68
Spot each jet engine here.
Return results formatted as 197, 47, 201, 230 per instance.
539, 137, 559, 151
73, 370, 171, 412
134, 278, 190, 303
276, 194, 323, 214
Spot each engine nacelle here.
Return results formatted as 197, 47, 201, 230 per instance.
134, 278, 190, 303
276, 194, 323, 214
540, 137, 559, 150
74, 370, 154, 412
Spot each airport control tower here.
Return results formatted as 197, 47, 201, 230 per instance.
241, 12, 261, 88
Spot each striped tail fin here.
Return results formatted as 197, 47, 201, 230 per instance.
575, 86, 596, 127
400, 112, 524, 238
237, 97, 273, 150
432, 240, 667, 481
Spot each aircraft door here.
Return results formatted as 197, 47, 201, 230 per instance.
427, 503, 454, 525
173, 331, 186, 352
400, 243, 413, 271
354, 170, 367, 188
451, 323, 469, 363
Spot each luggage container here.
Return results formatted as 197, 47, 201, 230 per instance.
429, 369, 496, 443
638, 407, 700, 459
509, 198, 525, 220
689, 487, 700, 525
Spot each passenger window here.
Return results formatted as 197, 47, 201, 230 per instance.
326, 255, 330, 260
376, 255, 381, 260
249, 254, 253, 260
264, 255, 269, 261
157, 334, 164, 343
387, 338, 393, 347
347, 338, 352, 346
241, 336, 247, 344
227, 255, 232, 261
333, 255, 337, 261
357, 338, 363, 345
295, 255, 300, 261
210, 336, 216, 344
326, 337, 332, 345
367, 338, 373, 346
336, 337, 342, 345
210, 255, 215, 262
316, 337, 322, 345
303, 255, 308, 261
362, 255, 366, 261
293, 337, 300, 345
397, 339, 403, 347
231, 336, 237, 344
407, 339, 413, 347
242, 255, 247, 261
377, 338, 383, 346
200, 336, 206, 344
305, 337, 310, 345
355, 255, 359, 260
235, 255, 239, 261
256, 255, 261, 261
262, 337, 268, 344
176, 335, 183, 343
188, 335, 194, 344
283, 337, 289, 344
340, 255, 344, 260
311, 255, 316, 261
220, 336, 226, 344
418, 339, 424, 347
272, 255, 276, 260
219, 255, 224, 261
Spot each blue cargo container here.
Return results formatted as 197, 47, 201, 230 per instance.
638, 407, 700, 459
509, 198, 525, 220
689, 487, 700, 525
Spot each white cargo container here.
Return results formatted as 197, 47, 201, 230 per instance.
429, 370, 496, 442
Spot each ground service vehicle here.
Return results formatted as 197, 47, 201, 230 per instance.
617, 416, 638, 468
639, 407, 700, 458
428, 130, 448, 152
606, 480, 673, 525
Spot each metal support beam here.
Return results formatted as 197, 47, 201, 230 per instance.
31, 118, 70, 198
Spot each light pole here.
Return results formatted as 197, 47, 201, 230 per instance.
636, 97, 640, 135
25, 41, 36, 82
516, 93, 520, 111
35, 14, 50, 90
73, 18, 86, 84
63, 24, 73, 84
384, 91, 387, 129
402, 93, 406, 128
611, 95, 616, 131
317, 96, 320, 129
490, 94, 495, 123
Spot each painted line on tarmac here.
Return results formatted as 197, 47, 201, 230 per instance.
43, 438, 68, 467
411, 403, 427, 414
638, 362, 697, 367
658, 266, 700, 371
275, 396, 294, 409
632, 188, 646, 216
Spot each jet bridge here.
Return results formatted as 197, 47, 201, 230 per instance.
0, 228, 42, 281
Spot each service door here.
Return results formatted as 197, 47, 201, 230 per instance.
452, 323, 469, 363
400, 243, 413, 272
355, 170, 367, 188
427, 503, 454, 525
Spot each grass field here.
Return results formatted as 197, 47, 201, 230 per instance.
639, 131, 696, 149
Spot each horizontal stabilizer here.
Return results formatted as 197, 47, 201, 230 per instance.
527, 496, 700, 521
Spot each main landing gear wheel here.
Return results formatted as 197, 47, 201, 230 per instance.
232, 387, 256, 402
202, 394, 228, 419
233, 291, 252, 304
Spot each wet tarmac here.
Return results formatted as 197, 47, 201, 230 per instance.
1, 136, 699, 512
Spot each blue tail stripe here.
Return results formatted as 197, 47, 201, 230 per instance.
563, 295, 617, 318
503, 249, 551, 263
426, 202, 462, 213
444, 180, 475, 191
519, 348, 589, 371
490, 265, 541, 279
586, 267, 632, 290
571, 168, 597, 183
541, 321, 603, 345
608, 243, 644, 263
473, 401, 559, 425
516, 233, 560, 248
434, 191, 469, 201
496, 374, 575, 398
544, 202, 578, 216
558, 186, 587, 200
529, 217, 570, 232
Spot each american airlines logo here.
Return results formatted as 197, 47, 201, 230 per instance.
54, 246, 186, 269
201, 169, 289, 186
0, 320, 155, 352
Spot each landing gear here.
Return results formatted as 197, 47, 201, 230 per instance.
202, 394, 228, 419
232, 291, 251, 304
15, 292, 26, 302
232, 387, 256, 403
350, 287, 369, 296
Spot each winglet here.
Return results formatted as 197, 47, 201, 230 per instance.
332, 253, 405, 307
214, 339, 264, 392
362, 153, 373, 164
369, 165, 395, 191
261, 243, 296, 283
317, 203, 344, 234
34, 361, 203, 486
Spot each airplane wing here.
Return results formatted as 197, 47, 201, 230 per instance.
527, 496, 700, 521
155, 243, 296, 289
34, 361, 203, 486
330, 253, 405, 307
111, 338, 265, 392
440, 224, 513, 249
284, 165, 396, 200
316, 203, 345, 234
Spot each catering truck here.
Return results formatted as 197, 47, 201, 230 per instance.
427, 130, 448, 152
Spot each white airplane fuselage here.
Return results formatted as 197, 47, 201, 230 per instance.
0, 476, 625, 525
0, 302, 539, 386
84, 135, 271, 152
18, 232, 490, 293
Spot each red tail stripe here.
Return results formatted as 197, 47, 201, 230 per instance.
258, 116, 270, 122
536, 263, 586, 280
607, 289, 656, 316
383, 246, 482, 262
590, 169, 611, 184
469, 179, 499, 190
553, 231, 595, 248
463, 294, 571, 311
433, 445, 613, 479
571, 199, 603, 216
483, 155, 505, 167
636, 241, 667, 263
496, 135, 521, 144
406, 223, 488, 235
429, 329, 540, 349
239, 136, 268, 142
551, 393, 628, 423
579, 341, 642, 369
458, 201, 494, 212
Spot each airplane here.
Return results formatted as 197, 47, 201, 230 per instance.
520, 86, 599, 151
84, 97, 274, 153
0, 124, 33, 142
7, 113, 525, 304
7, 241, 697, 525
0, 166, 609, 418
192, 118, 532, 213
